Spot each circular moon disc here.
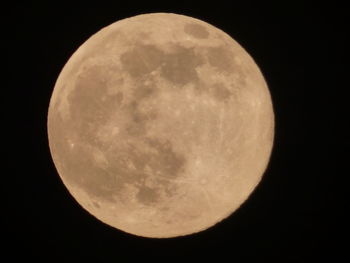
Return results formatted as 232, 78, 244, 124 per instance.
48, 13, 274, 238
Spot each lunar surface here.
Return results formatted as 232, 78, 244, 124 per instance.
47, 13, 274, 238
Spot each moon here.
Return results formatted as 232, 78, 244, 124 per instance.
47, 13, 274, 238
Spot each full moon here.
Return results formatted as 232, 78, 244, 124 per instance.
48, 13, 274, 238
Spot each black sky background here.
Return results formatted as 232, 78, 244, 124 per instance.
4, 1, 346, 262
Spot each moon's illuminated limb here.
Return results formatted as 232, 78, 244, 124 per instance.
48, 13, 274, 238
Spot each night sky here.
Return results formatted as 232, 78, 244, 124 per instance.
5, 2, 346, 262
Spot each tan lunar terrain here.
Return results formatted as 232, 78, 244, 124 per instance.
48, 13, 274, 238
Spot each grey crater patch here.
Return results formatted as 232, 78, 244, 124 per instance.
93, 201, 100, 208
120, 44, 164, 79
61, 134, 187, 205
159, 45, 204, 86
210, 82, 233, 102
66, 64, 123, 143
184, 23, 209, 39
136, 185, 159, 205
104, 136, 187, 206
124, 83, 159, 137
207, 46, 235, 72
120, 43, 205, 87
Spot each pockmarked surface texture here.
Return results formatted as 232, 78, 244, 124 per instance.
48, 13, 274, 238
